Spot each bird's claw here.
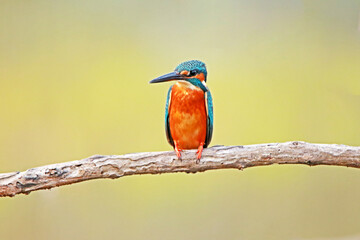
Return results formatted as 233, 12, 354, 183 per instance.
175, 149, 182, 160
174, 142, 182, 160
196, 142, 204, 162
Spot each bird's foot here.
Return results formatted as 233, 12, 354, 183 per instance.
174, 142, 182, 160
196, 143, 204, 163
175, 148, 182, 160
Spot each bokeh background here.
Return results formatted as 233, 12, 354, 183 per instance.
1, 0, 360, 239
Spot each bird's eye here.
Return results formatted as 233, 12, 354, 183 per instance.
189, 70, 198, 77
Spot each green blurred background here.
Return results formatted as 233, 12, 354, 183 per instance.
1, 0, 360, 239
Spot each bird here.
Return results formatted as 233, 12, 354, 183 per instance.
149, 60, 213, 161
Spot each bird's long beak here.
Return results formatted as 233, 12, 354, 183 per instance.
149, 71, 186, 84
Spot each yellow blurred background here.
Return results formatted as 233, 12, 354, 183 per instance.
1, 0, 360, 239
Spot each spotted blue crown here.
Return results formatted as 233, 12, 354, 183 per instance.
175, 60, 208, 81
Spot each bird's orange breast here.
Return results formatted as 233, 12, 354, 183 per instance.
169, 81, 207, 149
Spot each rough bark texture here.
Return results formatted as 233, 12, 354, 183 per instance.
1, 141, 360, 197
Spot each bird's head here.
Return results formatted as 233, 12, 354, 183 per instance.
149, 60, 208, 92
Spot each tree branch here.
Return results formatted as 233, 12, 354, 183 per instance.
1, 141, 360, 197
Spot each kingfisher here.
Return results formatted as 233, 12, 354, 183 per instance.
149, 60, 213, 160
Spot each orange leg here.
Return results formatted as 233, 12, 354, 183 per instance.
196, 142, 204, 162
174, 141, 182, 160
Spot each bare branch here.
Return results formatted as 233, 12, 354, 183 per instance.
1, 141, 360, 197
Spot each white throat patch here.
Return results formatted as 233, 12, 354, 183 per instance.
177, 81, 200, 91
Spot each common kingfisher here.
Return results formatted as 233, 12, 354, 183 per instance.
149, 60, 213, 160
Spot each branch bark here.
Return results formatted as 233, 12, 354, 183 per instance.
1, 141, 360, 197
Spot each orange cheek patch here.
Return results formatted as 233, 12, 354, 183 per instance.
196, 73, 205, 81
180, 70, 189, 76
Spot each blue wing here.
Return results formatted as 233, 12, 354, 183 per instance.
165, 86, 174, 147
204, 90, 213, 148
